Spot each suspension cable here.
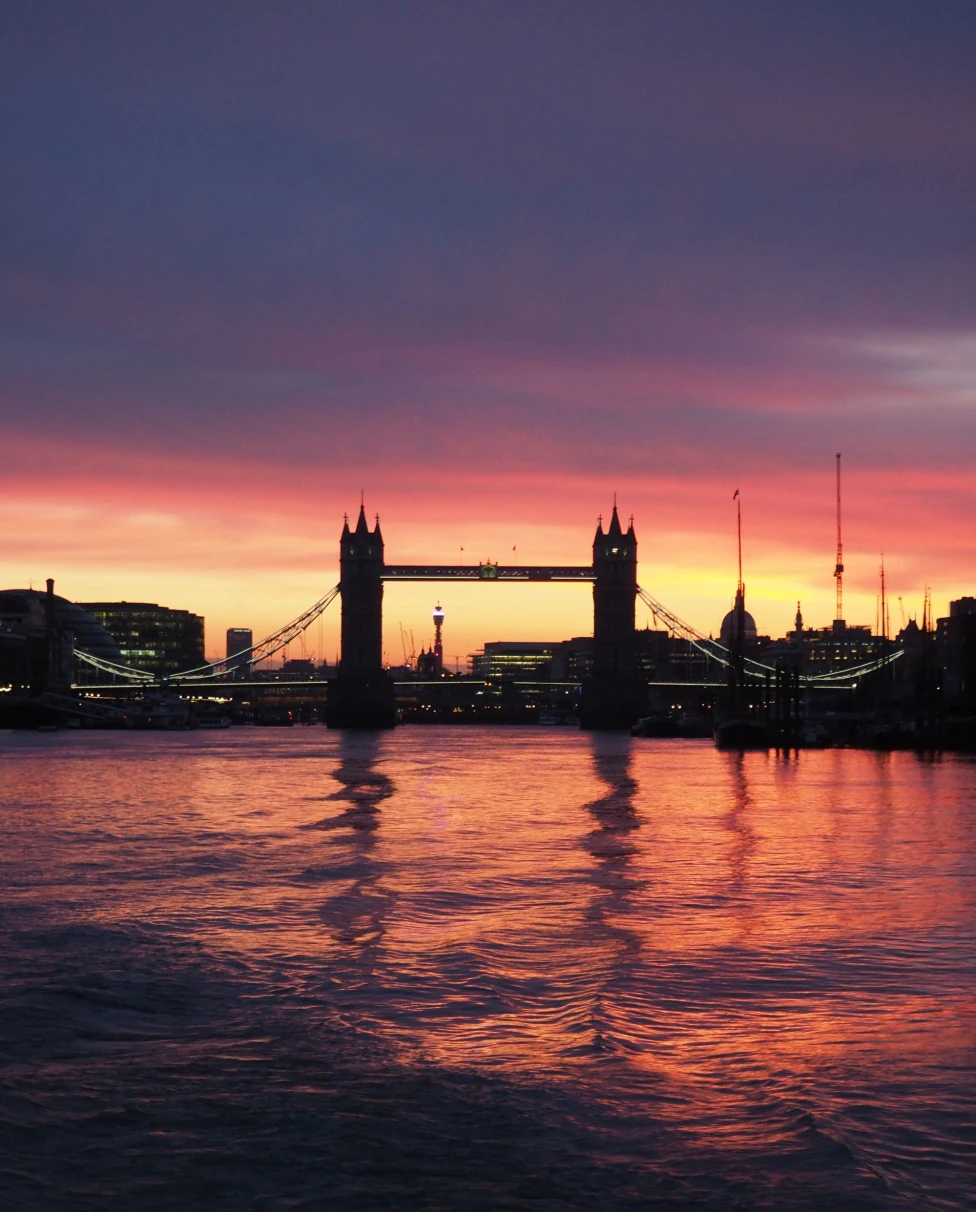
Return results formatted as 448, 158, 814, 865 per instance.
171, 584, 340, 682
74, 650, 155, 681
74, 584, 341, 686
636, 584, 902, 685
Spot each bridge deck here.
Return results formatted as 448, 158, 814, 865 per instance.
382, 564, 595, 582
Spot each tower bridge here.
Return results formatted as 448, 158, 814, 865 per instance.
331, 501, 643, 728
69, 498, 901, 730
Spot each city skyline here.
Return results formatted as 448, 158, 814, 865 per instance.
3, 5, 974, 660
3, 11, 974, 1208
3, 484, 960, 666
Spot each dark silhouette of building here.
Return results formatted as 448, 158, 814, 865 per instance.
339, 505, 384, 672
81, 601, 204, 677
415, 646, 440, 677
279, 657, 316, 679
580, 505, 645, 728
226, 628, 253, 678
1, 584, 120, 692
327, 505, 395, 727
939, 597, 976, 704
720, 598, 758, 646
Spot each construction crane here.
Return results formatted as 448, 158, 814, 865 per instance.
834, 452, 844, 622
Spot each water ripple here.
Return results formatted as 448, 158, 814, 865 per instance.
0, 728, 973, 1209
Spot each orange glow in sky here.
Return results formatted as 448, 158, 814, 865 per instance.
3, 8, 974, 659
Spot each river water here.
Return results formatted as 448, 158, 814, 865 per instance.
1, 728, 973, 1210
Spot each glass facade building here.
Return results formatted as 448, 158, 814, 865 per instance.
81, 602, 205, 677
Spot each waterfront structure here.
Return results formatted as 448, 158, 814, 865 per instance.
1, 584, 120, 692
81, 601, 205, 677
328, 501, 642, 729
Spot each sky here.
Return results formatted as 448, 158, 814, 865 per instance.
2, 2, 975, 662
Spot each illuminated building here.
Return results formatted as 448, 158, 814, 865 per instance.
470, 641, 554, 680
786, 622, 879, 674
416, 604, 447, 677
81, 601, 205, 677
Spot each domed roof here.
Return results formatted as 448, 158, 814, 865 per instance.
0, 590, 122, 661
720, 608, 757, 646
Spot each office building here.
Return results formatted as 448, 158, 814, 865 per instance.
470, 641, 554, 681
938, 597, 976, 702
81, 601, 205, 677
226, 628, 253, 678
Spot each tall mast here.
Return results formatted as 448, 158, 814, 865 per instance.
880, 555, 887, 642
834, 452, 844, 622
730, 490, 745, 711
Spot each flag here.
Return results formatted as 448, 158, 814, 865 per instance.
512, 545, 516, 551
733, 489, 739, 499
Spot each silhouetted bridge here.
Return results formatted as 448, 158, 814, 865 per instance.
74, 499, 901, 729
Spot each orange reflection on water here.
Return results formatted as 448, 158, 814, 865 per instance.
3, 728, 973, 1152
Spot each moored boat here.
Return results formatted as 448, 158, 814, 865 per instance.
714, 716, 770, 749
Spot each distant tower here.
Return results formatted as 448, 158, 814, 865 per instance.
432, 603, 444, 673
226, 628, 253, 679
794, 601, 803, 641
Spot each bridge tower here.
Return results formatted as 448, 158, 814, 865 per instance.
580, 504, 646, 729
326, 503, 396, 728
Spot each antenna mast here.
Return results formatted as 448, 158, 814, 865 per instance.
880, 556, 888, 641
834, 452, 844, 622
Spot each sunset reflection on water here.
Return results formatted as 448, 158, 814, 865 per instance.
1, 728, 973, 1209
